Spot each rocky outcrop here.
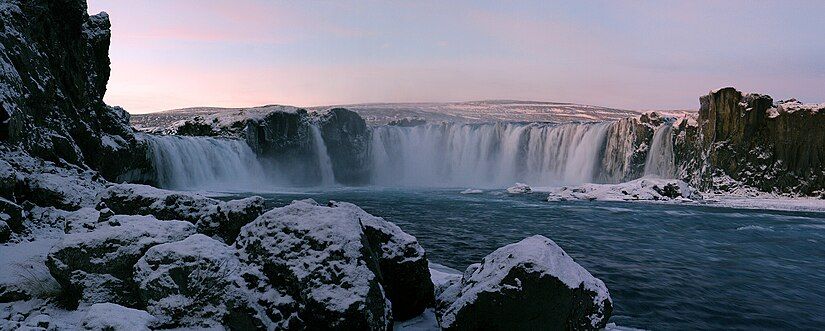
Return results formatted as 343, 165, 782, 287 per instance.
46, 215, 196, 307
598, 112, 664, 183
316, 108, 372, 185
545, 178, 702, 202
234, 199, 433, 329
97, 184, 265, 243
0, 0, 152, 183
133, 234, 247, 328
673, 88, 825, 195
437, 235, 612, 330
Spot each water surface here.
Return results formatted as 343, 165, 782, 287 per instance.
226, 188, 825, 330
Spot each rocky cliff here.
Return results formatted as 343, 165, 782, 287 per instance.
673, 87, 825, 195
0, 0, 150, 182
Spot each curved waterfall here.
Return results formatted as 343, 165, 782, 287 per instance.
370, 122, 612, 187
146, 120, 678, 190
146, 135, 270, 191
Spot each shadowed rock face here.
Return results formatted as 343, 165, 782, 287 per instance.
0, 0, 152, 183
674, 87, 825, 195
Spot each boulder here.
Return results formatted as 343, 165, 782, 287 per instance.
235, 199, 434, 329
80, 303, 155, 331
46, 215, 196, 307
97, 184, 264, 243
133, 234, 253, 328
437, 235, 612, 330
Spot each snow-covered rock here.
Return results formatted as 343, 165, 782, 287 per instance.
545, 178, 702, 202
80, 303, 155, 331
46, 215, 196, 307
506, 183, 532, 194
459, 189, 483, 194
133, 234, 246, 328
0, 198, 22, 234
235, 199, 433, 329
437, 235, 612, 330
98, 184, 264, 243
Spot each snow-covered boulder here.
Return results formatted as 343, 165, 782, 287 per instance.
345, 201, 435, 320
97, 184, 265, 243
133, 234, 249, 328
80, 303, 155, 331
235, 199, 433, 329
437, 235, 612, 330
546, 178, 702, 202
46, 215, 196, 307
506, 183, 532, 194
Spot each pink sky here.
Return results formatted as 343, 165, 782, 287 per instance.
88, 1, 825, 114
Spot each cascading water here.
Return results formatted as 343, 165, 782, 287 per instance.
146, 135, 270, 191
643, 124, 676, 178
310, 124, 336, 185
370, 122, 613, 187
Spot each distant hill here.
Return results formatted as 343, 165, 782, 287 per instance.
131, 100, 695, 131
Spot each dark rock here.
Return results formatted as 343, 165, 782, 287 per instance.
0, 197, 23, 232
0, 220, 9, 243
437, 235, 612, 330
315, 108, 372, 185
673, 87, 825, 195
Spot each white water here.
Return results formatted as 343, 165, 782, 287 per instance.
370, 122, 612, 187
310, 124, 336, 185
643, 124, 676, 178
145, 121, 670, 190
146, 135, 270, 191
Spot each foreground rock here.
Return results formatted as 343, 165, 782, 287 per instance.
80, 303, 155, 330
546, 178, 702, 202
97, 184, 264, 243
46, 215, 196, 307
437, 235, 612, 330
234, 199, 433, 329
134, 234, 247, 328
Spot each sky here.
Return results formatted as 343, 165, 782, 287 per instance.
87, 1, 825, 114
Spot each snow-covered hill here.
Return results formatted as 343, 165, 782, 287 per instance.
131, 100, 688, 131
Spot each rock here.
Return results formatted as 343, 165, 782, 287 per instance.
80, 303, 155, 331
438, 235, 612, 330
345, 201, 435, 320
235, 200, 434, 329
0, 221, 9, 243
315, 108, 372, 185
673, 87, 825, 195
506, 183, 532, 194
0, 198, 22, 233
0, 0, 149, 182
545, 178, 701, 202
46, 215, 196, 307
97, 184, 265, 243
133, 234, 247, 328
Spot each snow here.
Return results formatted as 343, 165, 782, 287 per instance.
542, 178, 700, 202
506, 182, 532, 194
0, 238, 61, 300
460, 189, 483, 194
80, 303, 154, 331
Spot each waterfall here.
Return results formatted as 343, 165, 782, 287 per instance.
644, 124, 676, 178
146, 135, 269, 191
369, 122, 612, 187
309, 124, 336, 185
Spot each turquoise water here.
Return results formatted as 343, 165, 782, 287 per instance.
226, 188, 825, 330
